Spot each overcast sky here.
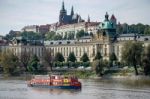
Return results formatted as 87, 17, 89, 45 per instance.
0, 0, 150, 35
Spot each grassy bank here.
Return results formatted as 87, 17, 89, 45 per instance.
103, 67, 144, 76
63, 70, 97, 79
0, 66, 148, 80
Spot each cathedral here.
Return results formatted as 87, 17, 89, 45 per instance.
59, 1, 84, 25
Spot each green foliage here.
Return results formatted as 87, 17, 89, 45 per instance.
64, 71, 95, 79
21, 31, 42, 40
27, 54, 40, 73
82, 62, 90, 67
53, 34, 63, 40
67, 33, 75, 40
67, 52, 76, 62
94, 51, 102, 60
54, 62, 63, 67
45, 31, 56, 40
76, 30, 89, 39
122, 41, 143, 75
116, 24, 123, 34
55, 52, 65, 62
144, 26, 150, 35
4, 30, 21, 40
116, 23, 150, 34
80, 53, 89, 62
0, 51, 20, 76
109, 52, 117, 61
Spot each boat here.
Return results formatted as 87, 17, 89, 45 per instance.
27, 75, 81, 89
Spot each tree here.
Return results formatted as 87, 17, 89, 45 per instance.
21, 31, 42, 40
94, 51, 102, 60
20, 51, 31, 71
43, 49, 53, 71
136, 23, 145, 34
122, 41, 143, 75
76, 30, 85, 39
116, 23, 123, 34
27, 54, 40, 73
92, 60, 104, 76
144, 26, 150, 35
67, 52, 76, 62
67, 33, 75, 40
109, 53, 117, 61
109, 52, 117, 67
0, 50, 20, 76
80, 53, 89, 62
55, 52, 65, 62
122, 23, 128, 33
53, 34, 63, 40
45, 31, 56, 40
142, 44, 150, 75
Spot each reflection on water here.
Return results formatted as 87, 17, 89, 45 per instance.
0, 78, 150, 99
30, 87, 81, 95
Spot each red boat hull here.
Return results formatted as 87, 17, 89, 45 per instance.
28, 84, 81, 89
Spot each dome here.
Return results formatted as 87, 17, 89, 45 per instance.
100, 21, 114, 29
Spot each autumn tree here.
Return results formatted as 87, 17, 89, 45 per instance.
0, 50, 19, 76
43, 49, 53, 71
20, 51, 31, 71
142, 44, 150, 75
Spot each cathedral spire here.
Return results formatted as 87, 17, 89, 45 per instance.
71, 6, 74, 16
61, 1, 65, 10
59, 1, 66, 23
87, 15, 90, 22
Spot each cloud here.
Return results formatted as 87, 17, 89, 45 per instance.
0, 0, 150, 35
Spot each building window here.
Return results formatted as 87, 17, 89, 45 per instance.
50, 42, 53, 45
93, 48, 95, 56
67, 41, 70, 44
39, 48, 41, 57
67, 47, 68, 56
76, 47, 78, 56
59, 42, 62, 44
80, 48, 81, 56
64, 47, 65, 56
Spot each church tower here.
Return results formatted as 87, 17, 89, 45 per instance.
59, 1, 67, 23
110, 14, 117, 28
87, 15, 90, 22
99, 12, 116, 39
70, 6, 74, 16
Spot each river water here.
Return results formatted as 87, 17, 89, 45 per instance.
0, 78, 150, 99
